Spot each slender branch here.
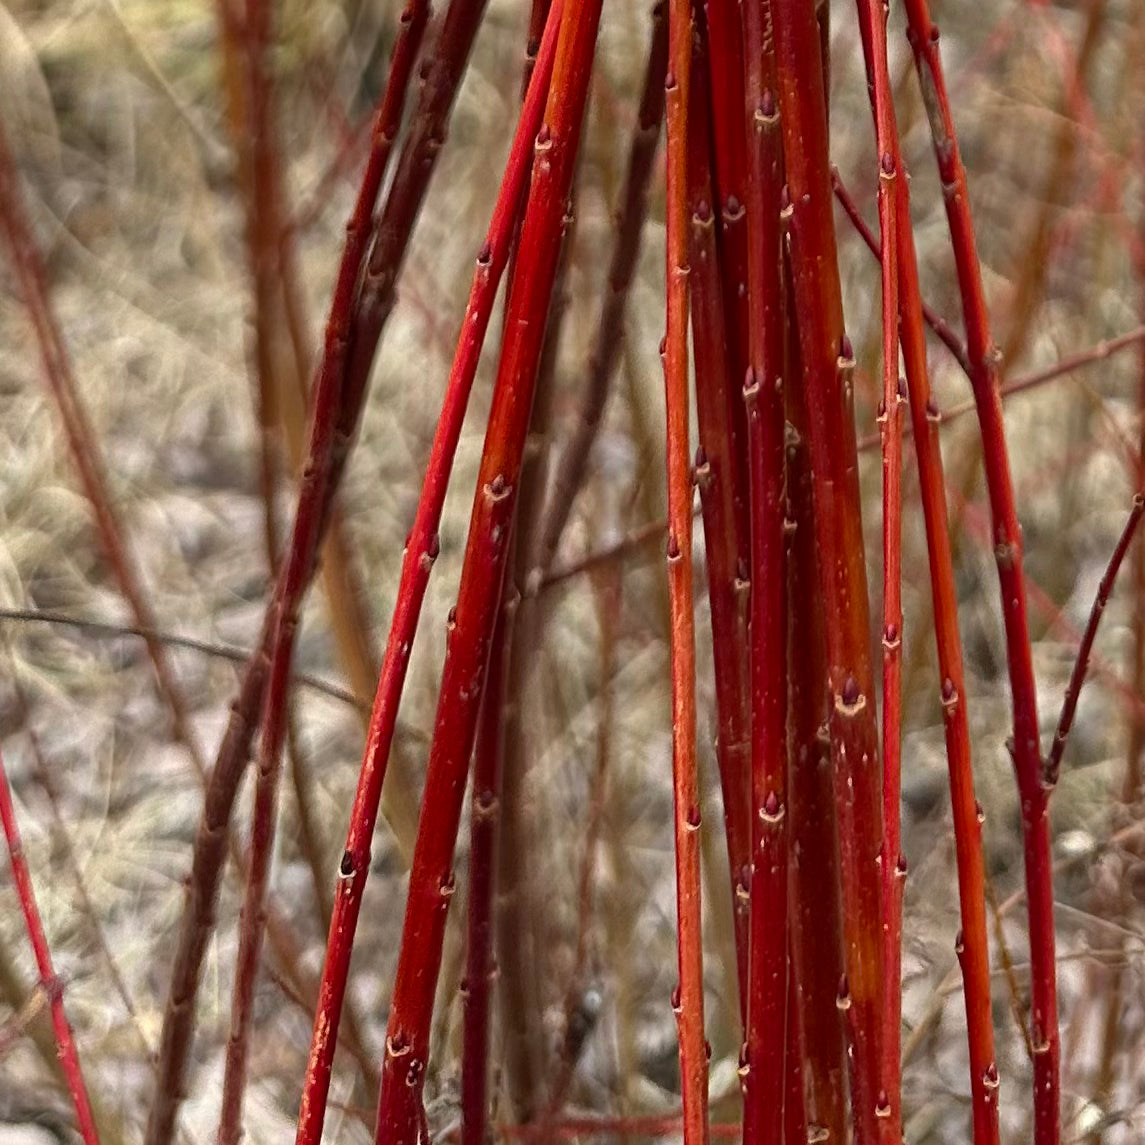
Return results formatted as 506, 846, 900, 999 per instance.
902, 5, 1059, 1136
686, 11, 751, 1020
0, 609, 365, 710
740, 1, 790, 1140
294, 12, 565, 1139
661, 5, 708, 1141
771, 0, 885, 1135
460, 585, 517, 1145
785, 342, 847, 1141
145, 0, 439, 1133
1046, 494, 1145, 785
371, 2, 602, 1135
704, 0, 753, 553
532, 6, 668, 578
882, 83, 1003, 1145
852, 0, 903, 1133
0, 742, 100, 1145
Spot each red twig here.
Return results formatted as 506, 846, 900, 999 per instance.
460, 586, 517, 1145
0, 743, 100, 1145
902, 4, 1059, 1137
371, 4, 601, 1139
686, 13, 751, 1020
532, 5, 668, 579
740, 1, 789, 1140
294, 9, 564, 1140
1046, 494, 1145, 785
704, 0, 753, 552
885, 94, 1002, 1145
661, 4, 708, 1141
785, 353, 848, 1141
214, 5, 431, 1141
771, 0, 885, 1135
851, 0, 904, 1133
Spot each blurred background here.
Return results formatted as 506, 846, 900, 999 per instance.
0, 0, 1143, 1140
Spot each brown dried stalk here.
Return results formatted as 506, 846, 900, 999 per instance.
146, 0, 439, 1134
214, 0, 432, 1137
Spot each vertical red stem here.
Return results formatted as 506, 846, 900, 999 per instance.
785, 347, 848, 1142
0, 744, 100, 1145
663, 3, 709, 1141
687, 11, 752, 1020
770, 0, 885, 1136
850, 0, 903, 1133
460, 587, 516, 1145
372, 5, 602, 1139
740, 2, 789, 1141
294, 11, 564, 1140
902, 5, 1058, 1138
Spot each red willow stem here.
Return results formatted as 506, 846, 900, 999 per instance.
371, 4, 601, 1140
146, 2, 432, 1138
783, 963, 807, 1145
460, 584, 517, 1145
785, 358, 848, 1141
740, 1, 789, 1141
1046, 494, 1145, 785
532, 4, 668, 580
901, 5, 1059, 1138
521, 0, 553, 96
344, 0, 494, 419
215, 3, 431, 1139
493, 237, 578, 1125
852, 0, 903, 1133
661, 5, 709, 1142
687, 20, 752, 1016
496, 26, 667, 1105
459, 14, 558, 1137
0, 743, 100, 1145
876, 33, 1001, 1145
294, 11, 564, 1141
704, 0, 753, 551
770, 0, 885, 1137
